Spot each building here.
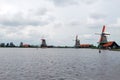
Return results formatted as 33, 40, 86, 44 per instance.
103, 41, 119, 49
80, 44, 93, 48
22, 44, 30, 47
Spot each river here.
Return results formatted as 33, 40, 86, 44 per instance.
0, 48, 120, 80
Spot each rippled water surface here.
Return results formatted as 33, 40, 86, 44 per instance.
0, 48, 120, 80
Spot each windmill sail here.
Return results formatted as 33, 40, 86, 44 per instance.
102, 25, 105, 33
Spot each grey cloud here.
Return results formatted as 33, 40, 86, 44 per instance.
67, 21, 80, 27
29, 8, 48, 16
70, 21, 80, 26
90, 13, 106, 19
88, 24, 103, 31
81, 0, 99, 4
0, 15, 47, 26
49, 0, 99, 6
0, 8, 54, 26
49, 0, 79, 6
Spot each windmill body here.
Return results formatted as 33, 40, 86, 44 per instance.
75, 35, 80, 48
41, 39, 47, 48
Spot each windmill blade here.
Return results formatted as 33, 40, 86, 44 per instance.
99, 36, 103, 42
102, 25, 106, 33
104, 33, 110, 35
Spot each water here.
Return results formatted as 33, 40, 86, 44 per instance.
0, 48, 120, 80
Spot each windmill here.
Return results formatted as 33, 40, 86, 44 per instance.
40, 35, 47, 48
74, 35, 80, 48
95, 25, 110, 48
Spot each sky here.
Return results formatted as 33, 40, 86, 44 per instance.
0, 0, 120, 46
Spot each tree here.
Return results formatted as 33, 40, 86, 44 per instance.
6, 43, 9, 47
0, 43, 5, 47
10, 42, 15, 47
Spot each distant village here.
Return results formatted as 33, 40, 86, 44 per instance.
0, 25, 120, 50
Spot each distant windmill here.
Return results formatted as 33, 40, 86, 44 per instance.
74, 35, 80, 48
95, 25, 110, 48
40, 35, 47, 48
41, 39, 47, 48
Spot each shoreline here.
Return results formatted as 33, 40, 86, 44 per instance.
0, 47, 120, 51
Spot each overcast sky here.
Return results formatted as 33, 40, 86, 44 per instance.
0, 0, 120, 46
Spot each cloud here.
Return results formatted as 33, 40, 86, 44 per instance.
81, 0, 100, 4
0, 16, 44, 26
108, 18, 120, 28
67, 21, 81, 27
90, 13, 106, 20
49, 0, 99, 6
49, 0, 78, 6
0, 25, 56, 45
87, 13, 108, 26
0, 8, 54, 27
31, 8, 48, 16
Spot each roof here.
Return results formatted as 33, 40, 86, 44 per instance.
103, 41, 114, 47
23, 44, 30, 47
80, 44, 92, 47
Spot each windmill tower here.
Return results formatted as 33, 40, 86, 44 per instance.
75, 35, 80, 48
96, 25, 110, 48
41, 39, 47, 48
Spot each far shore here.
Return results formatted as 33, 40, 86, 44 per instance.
0, 47, 120, 51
